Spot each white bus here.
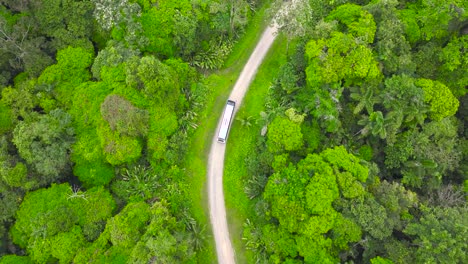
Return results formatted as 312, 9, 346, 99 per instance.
217, 100, 236, 143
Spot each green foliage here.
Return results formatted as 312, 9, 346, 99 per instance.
358, 145, 373, 161
97, 122, 143, 165
32, 0, 95, 50
1, 83, 36, 120
367, 0, 415, 75
107, 202, 151, 248
263, 147, 367, 261
0, 255, 32, 264
147, 107, 178, 161
111, 165, 160, 202
404, 206, 468, 264
398, 9, 421, 44
139, 0, 195, 56
100, 94, 149, 137
370, 256, 394, 264
12, 109, 74, 186
371, 180, 418, 230
301, 120, 321, 153
75, 200, 197, 263
267, 116, 303, 153
438, 35, 468, 97
49, 225, 86, 264
331, 214, 362, 251
125, 56, 183, 110
411, 0, 466, 41
305, 31, 380, 86
327, 3, 376, 43
0, 189, 21, 224
347, 195, 391, 240
91, 42, 140, 80
73, 159, 114, 188
285, 108, 306, 124
38, 46, 93, 106
416, 78, 459, 121
384, 131, 414, 169
0, 101, 13, 134
400, 118, 461, 189
11, 183, 115, 262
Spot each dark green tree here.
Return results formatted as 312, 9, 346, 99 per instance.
12, 109, 74, 187
404, 206, 468, 264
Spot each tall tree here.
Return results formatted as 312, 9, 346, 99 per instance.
404, 206, 468, 264
12, 109, 74, 187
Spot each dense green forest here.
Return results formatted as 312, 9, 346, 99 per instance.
0, 0, 467, 263
239, 0, 468, 263
0, 0, 264, 262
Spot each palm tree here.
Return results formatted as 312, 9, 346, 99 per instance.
236, 115, 255, 127
357, 111, 387, 139
349, 85, 381, 115
188, 222, 206, 251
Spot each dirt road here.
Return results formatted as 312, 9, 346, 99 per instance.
207, 24, 278, 264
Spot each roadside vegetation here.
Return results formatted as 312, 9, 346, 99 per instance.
224, 34, 289, 263
0, 0, 466, 263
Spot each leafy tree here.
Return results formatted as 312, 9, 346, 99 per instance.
398, 8, 421, 44
331, 214, 362, 251
0, 101, 13, 134
1, 82, 36, 120
357, 111, 387, 139
438, 35, 468, 97
68, 81, 116, 187
0, 7, 53, 79
266, 116, 303, 153
326, 3, 376, 44
125, 56, 183, 110
384, 131, 414, 169
371, 180, 418, 231
91, 41, 140, 80
97, 121, 143, 166
37, 46, 93, 106
411, 0, 466, 41
139, 0, 195, 57
366, 0, 415, 75
273, 0, 314, 48
349, 85, 381, 115
106, 202, 151, 249
100, 94, 149, 137
378, 74, 428, 144
402, 117, 462, 189
30, 0, 95, 50
76, 201, 197, 263
0, 255, 33, 264
147, 106, 178, 161
0, 188, 21, 227
262, 146, 367, 261
12, 109, 74, 186
11, 183, 115, 262
404, 206, 468, 264
305, 31, 380, 86
345, 195, 391, 240
49, 225, 87, 264
301, 120, 322, 153
415, 78, 459, 121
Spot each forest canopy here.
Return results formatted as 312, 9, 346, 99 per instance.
0, 0, 263, 262
0, 0, 467, 263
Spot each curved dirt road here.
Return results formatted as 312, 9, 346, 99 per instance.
208, 24, 278, 264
